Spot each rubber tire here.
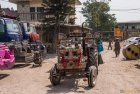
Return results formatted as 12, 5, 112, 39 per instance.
50, 66, 61, 85
34, 52, 43, 65
38, 53, 43, 66
88, 66, 98, 87
89, 49, 98, 67
89, 49, 99, 74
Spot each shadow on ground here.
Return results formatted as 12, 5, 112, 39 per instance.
29, 54, 57, 69
0, 74, 10, 80
121, 58, 137, 62
121, 58, 129, 61
44, 54, 57, 60
30, 64, 42, 68
12, 64, 31, 69
46, 77, 92, 94
135, 64, 140, 69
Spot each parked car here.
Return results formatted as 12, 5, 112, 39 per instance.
123, 37, 140, 46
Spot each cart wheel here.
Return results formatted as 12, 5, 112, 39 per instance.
89, 48, 98, 67
50, 65, 61, 85
34, 52, 42, 66
88, 66, 98, 87
38, 53, 43, 66
89, 49, 99, 74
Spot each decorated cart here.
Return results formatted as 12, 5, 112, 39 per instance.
49, 31, 99, 87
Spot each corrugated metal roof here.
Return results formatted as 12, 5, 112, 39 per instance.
118, 21, 140, 24
62, 24, 92, 30
2, 8, 18, 17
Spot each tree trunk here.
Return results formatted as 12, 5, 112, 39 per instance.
51, 20, 59, 53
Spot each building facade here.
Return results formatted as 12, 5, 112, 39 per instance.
9, 0, 81, 49
118, 21, 140, 30
118, 21, 140, 39
9, 0, 81, 42
9, 0, 81, 23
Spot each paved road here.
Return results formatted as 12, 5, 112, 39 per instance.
0, 43, 140, 94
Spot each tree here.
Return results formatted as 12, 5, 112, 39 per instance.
82, 1, 117, 31
42, 0, 76, 52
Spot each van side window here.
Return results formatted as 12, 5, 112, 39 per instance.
29, 26, 36, 32
138, 40, 140, 43
0, 20, 4, 33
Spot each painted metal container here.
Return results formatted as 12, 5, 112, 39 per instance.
122, 44, 140, 60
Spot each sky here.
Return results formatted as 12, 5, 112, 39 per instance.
1, 0, 140, 25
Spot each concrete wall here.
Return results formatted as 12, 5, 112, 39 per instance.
118, 23, 140, 30
118, 23, 140, 39
17, 1, 30, 13
30, 0, 42, 7
16, 1, 31, 21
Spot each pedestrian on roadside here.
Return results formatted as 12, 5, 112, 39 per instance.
108, 38, 113, 50
96, 35, 104, 64
114, 38, 121, 57
47, 45, 51, 53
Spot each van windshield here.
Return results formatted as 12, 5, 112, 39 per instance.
5, 19, 20, 32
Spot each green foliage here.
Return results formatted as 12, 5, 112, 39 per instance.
82, 1, 117, 31
42, 0, 76, 52
42, 0, 75, 25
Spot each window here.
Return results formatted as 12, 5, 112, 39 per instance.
37, 7, 44, 12
5, 19, 21, 32
30, 7, 35, 12
0, 20, 4, 33
23, 22, 28, 32
125, 25, 128, 29
37, 7, 44, 20
132, 26, 135, 29
136, 38, 140, 40
30, 7, 44, 20
29, 26, 36, 33
138, 40, 140, 43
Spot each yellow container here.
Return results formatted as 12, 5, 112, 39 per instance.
122, 44, 140, 60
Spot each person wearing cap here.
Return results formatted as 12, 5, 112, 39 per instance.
114, 38, 121, 57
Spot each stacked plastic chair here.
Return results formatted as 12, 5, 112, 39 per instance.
0, 44, 15, 70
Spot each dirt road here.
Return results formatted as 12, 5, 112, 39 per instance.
0, 43, 140, 94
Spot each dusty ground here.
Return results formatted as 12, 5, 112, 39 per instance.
0, 43, 140, 94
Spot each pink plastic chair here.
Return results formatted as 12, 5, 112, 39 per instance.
0, 44, 15, 70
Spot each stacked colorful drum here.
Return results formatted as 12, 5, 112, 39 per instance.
122, 44, 140, 60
